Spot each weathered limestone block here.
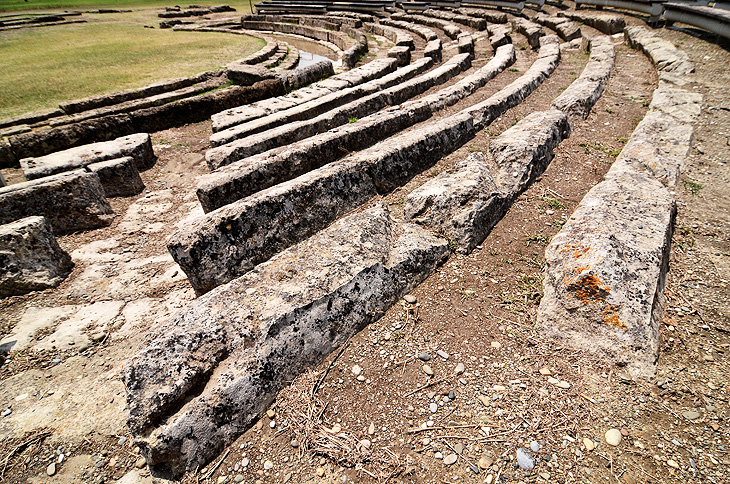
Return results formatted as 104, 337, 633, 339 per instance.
20, 133, 155, 179
283, 59, 334, 91
487, 24, 511, 49
211, 58, 397, 132
125, 204, 448, 477
390, 13, 461, 39
457, 32, 475, 57
423, 9, 487, 30
87, 156, 145, 197
538, 168, 675, 378
559, 11, 625, 35
490, 109, 570, 194
405, 109, 569, 252
0, 170, 114, 235
388, 45, 412, 66
552, 35, 615, 123
380, 18, 438, 41
625, 26, 694, 75
226, 64, 277, 85
0, 216, 73, 297
464, 35, 561, 130
512, 17, 544, 48
172, 114, 474, 294
533, 13, 581, 41
456, 8, 508, 24
404, 152, 505, 252
424, 38, 442, 63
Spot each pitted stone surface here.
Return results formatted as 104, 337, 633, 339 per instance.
20, 133, 155, 180
625, 26, 694, 75
538, 168, 675, 378
0, 170, 114, 235
87, 156, 145, 198
511, 17, 544, 48
552, 35, 615, 123
126, 204, 448, 477
559, 11, 625, 35
0, 216, 73, 297
533, 13, 581, 41
171, 114, 474, 294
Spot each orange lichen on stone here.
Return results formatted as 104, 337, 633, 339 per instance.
603, 307, 627, 330
566, 270, 611, 305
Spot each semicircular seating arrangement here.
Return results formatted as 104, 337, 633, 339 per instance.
1, 1, 716, 480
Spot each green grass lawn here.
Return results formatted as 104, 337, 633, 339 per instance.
0, 16, 265, 119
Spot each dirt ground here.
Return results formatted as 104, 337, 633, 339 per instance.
0, 6, 728, 484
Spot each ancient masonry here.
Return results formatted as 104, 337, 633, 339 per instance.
0, 0, 712, 478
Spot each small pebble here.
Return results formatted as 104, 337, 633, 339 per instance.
234, 476, 244, 483
241, 458, 250, 467
135, 457, 147, 468
368, 422, 375, 435
429, 402, 438, 413
263, 460, 273, 470
423, 364, 434, 376
539, 368, 551, 375
217, 476, 228, 484
530, 440, 540, 452
583, 438, 595, 451
352, 365, 362, 376
291, 440, 299, 448
418, 352, 431, 361
455, 362, 465, 375
434, 452, 443, 460
448, 390, 455, 400
437, 350, 449, 360
316, 467, 325, 477
478, 455, 493, 469
682, 410, 701, 421
516, 448, 535, 470
557, 381, 571, 389
490, 341, 501, 349
443, 454, 458, 465
47, 463, 56, 476
404, 295, 417, 304
269, 420, 276, 428
605, 429, 622, 446
360, 439, 371, 449
266, 409, 275, 419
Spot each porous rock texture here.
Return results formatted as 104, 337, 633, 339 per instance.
625, 26, 694, 75
20, 133, 155, 180
552, 35, 616, 123
124, 203, 449, 477
0, 170, 114, 235
404, 109, 570, 252
558, 11, 626, 35
0, 216, 73, 297
539, 47, 701, 378
170, 114, 474, 294
533, 13, 581, 42
87, 156, 145, 198
538, 168, 675, 378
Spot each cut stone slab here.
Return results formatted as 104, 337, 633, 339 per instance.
552, 35, 615, 123
538, 167, 675, 378
226, 63, 278, 85
20, 133, 155, 180
87, 156, 145, 197
511, 17, 544, 48
558, 11, 625, 35
0, 170, 114, 235
33, 300, 125, 352
0, 216, 73, 297
124, 203, 449, 477
405, 109, 569, 253
533, 14, 581, 42
171, 114, 474, 294
625, 26, 694, 75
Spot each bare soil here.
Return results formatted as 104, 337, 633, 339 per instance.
0, 8, 728, 484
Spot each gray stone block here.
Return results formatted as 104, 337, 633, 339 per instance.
0, 216, 73, 297
125, 203, 448, 477
559, 11, 625, 35
388, 45, 412, 66
538, 168, 675, 378
21, 133, 155, 180
87, 156, 145, 198
172, 114, 474, 294
0, 170, 114, 235
512, 17, 544, 48
625, 26, 694, 75
226, 64, 277, 85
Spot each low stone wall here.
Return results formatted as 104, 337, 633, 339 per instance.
170, 114, 475, 295
0, 170, 114, 235
625, 26, 694, 75
212, 58, 398, 132
125, 203, 448, 477
21, 133, 155, 179
381, 18, 439, 41
0, 216, 74, 297
456, 8, 508, 24
552, 35, 616, 124
2, 80, 284, 165
512, 17, 544, 49
538, 29, 702, 378
559, 11, 626, 35
422, 8, 487, 30
391, 12, 461, 39
533, 13, 581, 42
404, 109, 570, 252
